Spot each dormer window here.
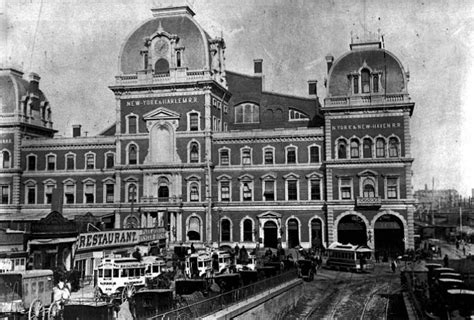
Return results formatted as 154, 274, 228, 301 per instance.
361, 68, 371, 93
235, 103, 259, 124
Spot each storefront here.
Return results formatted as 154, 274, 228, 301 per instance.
74, 227, 166, 278
27, 211, 78, 271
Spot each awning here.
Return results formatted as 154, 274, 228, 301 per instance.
28, 237, 77, 245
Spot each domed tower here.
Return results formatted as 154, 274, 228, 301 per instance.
322, 38, 415, 253
109, 6, 231, 241
0, 68, 56, 213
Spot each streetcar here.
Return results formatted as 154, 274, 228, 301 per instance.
0, 269, 56, 319
211, 251, 233, 274
95, 256, 146, 301
236, 254, 257, 271
326, 242, 374, 272
142, 256, 168, 279
185, 252, 212, 278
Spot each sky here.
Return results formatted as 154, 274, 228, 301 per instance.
2, 0, 474, 196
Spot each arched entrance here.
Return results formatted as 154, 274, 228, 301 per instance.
374, 215, 404, 259
287, 219, 299, 248
337, 215, 367, 245
263, 221, 278, 248
310, 219, 323, 249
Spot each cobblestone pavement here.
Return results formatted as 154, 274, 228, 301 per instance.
286, 264, 406, 319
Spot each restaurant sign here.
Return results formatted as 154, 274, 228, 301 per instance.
76, 228, 166, 251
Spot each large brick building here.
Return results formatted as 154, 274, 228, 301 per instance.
0, 6, 415, 260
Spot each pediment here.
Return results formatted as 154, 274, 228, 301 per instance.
39, 211, 68, 225
257, 211, 282, 219
143, 107, 180, 121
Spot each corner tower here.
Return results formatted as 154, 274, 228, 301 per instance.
322, 38, 415, 254
109, 6, 231, 243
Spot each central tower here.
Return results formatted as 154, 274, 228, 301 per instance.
109, 6, 231, 244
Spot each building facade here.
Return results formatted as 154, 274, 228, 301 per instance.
0, 6, 416, 258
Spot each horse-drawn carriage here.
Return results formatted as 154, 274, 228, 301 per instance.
0, 269, 62, 319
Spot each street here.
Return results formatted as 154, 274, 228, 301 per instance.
286, 264, 405, 319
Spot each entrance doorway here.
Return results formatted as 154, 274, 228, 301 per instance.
337, 215, 367, 246
263, 221, 278, 248
287, 219, 299, 248
374, 215, 404, 259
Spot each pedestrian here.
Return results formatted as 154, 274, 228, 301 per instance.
443, 254, 449, 267
190, 243, 196, 254
390, 259, 397, 273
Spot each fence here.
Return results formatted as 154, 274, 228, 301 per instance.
151, 270, 298, 319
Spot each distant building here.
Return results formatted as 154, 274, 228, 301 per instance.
0, 6, 416, 261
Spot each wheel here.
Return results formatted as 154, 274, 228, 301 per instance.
93, 286, 103, 302
48, 302, 61, 320
28, 298, 44, 320
121, 283, 136, 302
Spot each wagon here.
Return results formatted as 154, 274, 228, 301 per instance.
297, 259, 316, 281
0, 269, 61, 319
131, 288, 174, 319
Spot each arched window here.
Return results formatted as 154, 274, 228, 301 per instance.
85, 153, 95, 170
27, 155, 37, 171
189, 183, 199, 202
309, 146, 320, 163
176, 51, 182, 67
243, 219, 253, 242
188, 112, 199, 131
234, 103, 260, 124
220, 148, 230, 165
155, 58, 169, 74
66, 154, 75, 170
388, 137, 399, 157
1, 150, 10, 169
221, 219, 231, 242
350, 139, 360, 158
353, 75, 359, 94
373, 74, 379, 93
361, 69, 371, 93
158, 178, 169, 202
241, 149, 251, 165
128, 144, 137, 165
189, 142, 199, 163
337, 140, 347, 159
363, 178, 376, 198
376, 138, 386, 158
128, 115, 138, 134
363, 138, 373, 158
188, 216, 201, 241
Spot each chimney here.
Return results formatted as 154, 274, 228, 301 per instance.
28, 72, 40, 91
51, 188, 63, 213
73, 125, 81, 137
308, 80, 317, 96
254, 59, 263, 75
325, 55, 334, 74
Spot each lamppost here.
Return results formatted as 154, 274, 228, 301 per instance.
216, 207, 222, 248
129, 184, 137, 228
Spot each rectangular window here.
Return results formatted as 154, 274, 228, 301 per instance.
264, 150, 274, 164
47, 155, 55, 170
128, 116, 137, 134
27, 186, 36, 204
64, 185, 75, 204
310, 146, 320, 163
1, 185, 9, 204
387, 178, 398, 199
66, 155, 75, 170
27, 156, 36, 171
287, 149, 296, 164
86, 155, 95, 170
263, 180, 275, 201
189, 113, 199, 131
84, 184, 94, 203
220, 181, 230, 201
220, 150, 229, 165
287, 180, 298, 200
310, 179, 321, 200
45, 185, 54, 204
340, 178, 352, 200
242, 182, 252, 201
242, 150, 251, 165
106, 154, 114, 169
105, 184, 114, 203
